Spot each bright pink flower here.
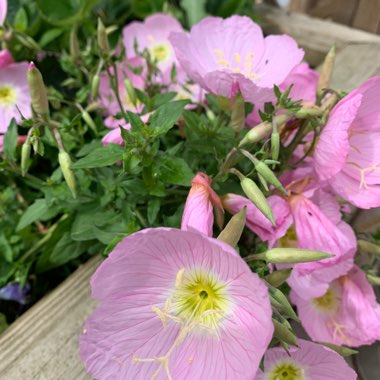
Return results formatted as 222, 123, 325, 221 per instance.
0, 49, 13, 68
80, 228, 273, 379
123, 14, 184, 83
0, 62, 31, 133
0, 0, 7, 25
170, 16, 303, 109
181, 172, 223, 236
314, 76, 380, 208
292, 265, 380, 347
255, 339, 356, 380
99, 57, 145, 126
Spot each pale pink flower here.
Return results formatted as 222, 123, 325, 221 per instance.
314, 76, 380, 208
0, 0, 7, 25
123, 14, 184, 83
99, 57, 145, 127
292, 265, 380, 347
0, 49, 13, 68
181, 172, 223, 236
170, 16, 303, 110
80, 228, 273, 379
0, 62, 32, 133
255, 339, 357, 380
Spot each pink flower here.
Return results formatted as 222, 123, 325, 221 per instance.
169, 16, 303, 109
292, 265, 380, 347
314, 76, 380, 208
123, 14, 184, 83
0, 62, 32, 133
0, 49, 13, 68
181, 172, 223, 236
255, 339, 356, 380
0, 0, 7, 25
80, 228, 273, 379
99, 57, 145, 126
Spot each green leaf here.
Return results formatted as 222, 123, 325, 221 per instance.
127, 111, 145, 132
0, 234, 13, 262
2, 119, 18, 162
14, 7, 28, 32
149, 100, 188, 137
16, 199, 57, 231
157, 156, 193, 186
181, 0, 207, 26
72, 144, 124, 169
147, 198, 160, 225
39, 28, 65, 47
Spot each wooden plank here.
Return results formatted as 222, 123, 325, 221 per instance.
257, 4, 380, 65
0, 255, 102, 380
353, 0, 380, 34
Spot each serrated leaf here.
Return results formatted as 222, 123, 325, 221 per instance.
72, 144, 124, 169
158, 156, 193, 186
126, 111, 145, 132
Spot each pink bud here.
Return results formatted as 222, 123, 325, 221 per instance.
0, 49, 14, 69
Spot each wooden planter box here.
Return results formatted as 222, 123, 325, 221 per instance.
1, 5, 380, 379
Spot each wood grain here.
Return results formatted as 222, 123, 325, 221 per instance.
0, 255, 102, 380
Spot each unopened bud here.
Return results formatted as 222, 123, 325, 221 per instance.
258, 173, 269, 191
58, 151, 77, 198
295, 107, 323, 119
241, 150, 287, 195
231, 93, 245, 132
70, 27, 80, 61
239, 114, 289, 146
367, 273, 380, 286
217, 207, 246, 247
265, 268, 292, 287
97, 18, 110, 55
124, 78, 137, 107
21, 139, 31, 176
318, 45, 336, 94
82, 110, 97, 133
91, 74, 100, 98
317, 342, 358, 357
258, 248, 333, 264
273, 319, 298, 347
269, 287, 299, 322
240, 177, 275, 225
358, 240, 380, 256
28, 62, 49, 116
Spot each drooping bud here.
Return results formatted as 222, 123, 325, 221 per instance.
82, 110, 97, 133
21, 139, 31, 176
258, 173, 269, 191
317, 45, 336, 94
239, 114, 289, 146
58, 151, 77, 198
272, 319, 298, 347
240, 150, 287, 195
28, 62, 49, 117
217, 206, 246, 247
268, 286, 299, 322
240, 177, 275, 225
317, 342, 358, 357
250, 247, 333, 264
231, 93, 245, 133
70, 26, 80, 61
264, 268, 292, 287
271, 117, 280, 164
91, 74, 100, 99
97, 18, 110, 55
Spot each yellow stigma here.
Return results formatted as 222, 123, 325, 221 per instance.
312, 287, 340, 315
150, 43, 171, 62
169, 268, 230, 334
268, 360, 305, 380
0, 85, 17, 105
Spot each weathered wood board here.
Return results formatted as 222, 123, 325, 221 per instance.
1, 6, 380, 380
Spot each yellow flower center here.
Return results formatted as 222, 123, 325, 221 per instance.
0, 85, 17, 105
278, 225, 298, 248
169, 268, 230, 333
268, 360, 305, 380
150, 42, 171, 62
311, 287, 340, 315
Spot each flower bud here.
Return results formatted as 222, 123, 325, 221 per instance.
240, 177, 275, 225
231, 93, 245, 133
82, 110, 97, 133
58, 151, 77, 198
91, 74, 100, 99
27, 62, 49, 116
217, 206, 246, 247
317, 342, 358, 357
124, 78, 137, 107
269, 287, 299, 322
258, 173, 269, 191
239, 114, 289, 146
271, 116, 280, 164
21, 139, 31, 176
295, 107, 323, 119
97, 18, 110, 55
367, 273, 380, 286
358, 239, 380, 256
258, 248, 333, 264
0, 49, 14, 69
318, 45, 335, 94
272, 319, 298, 347
265, 268, 292, 287
70, 27, 80, 61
